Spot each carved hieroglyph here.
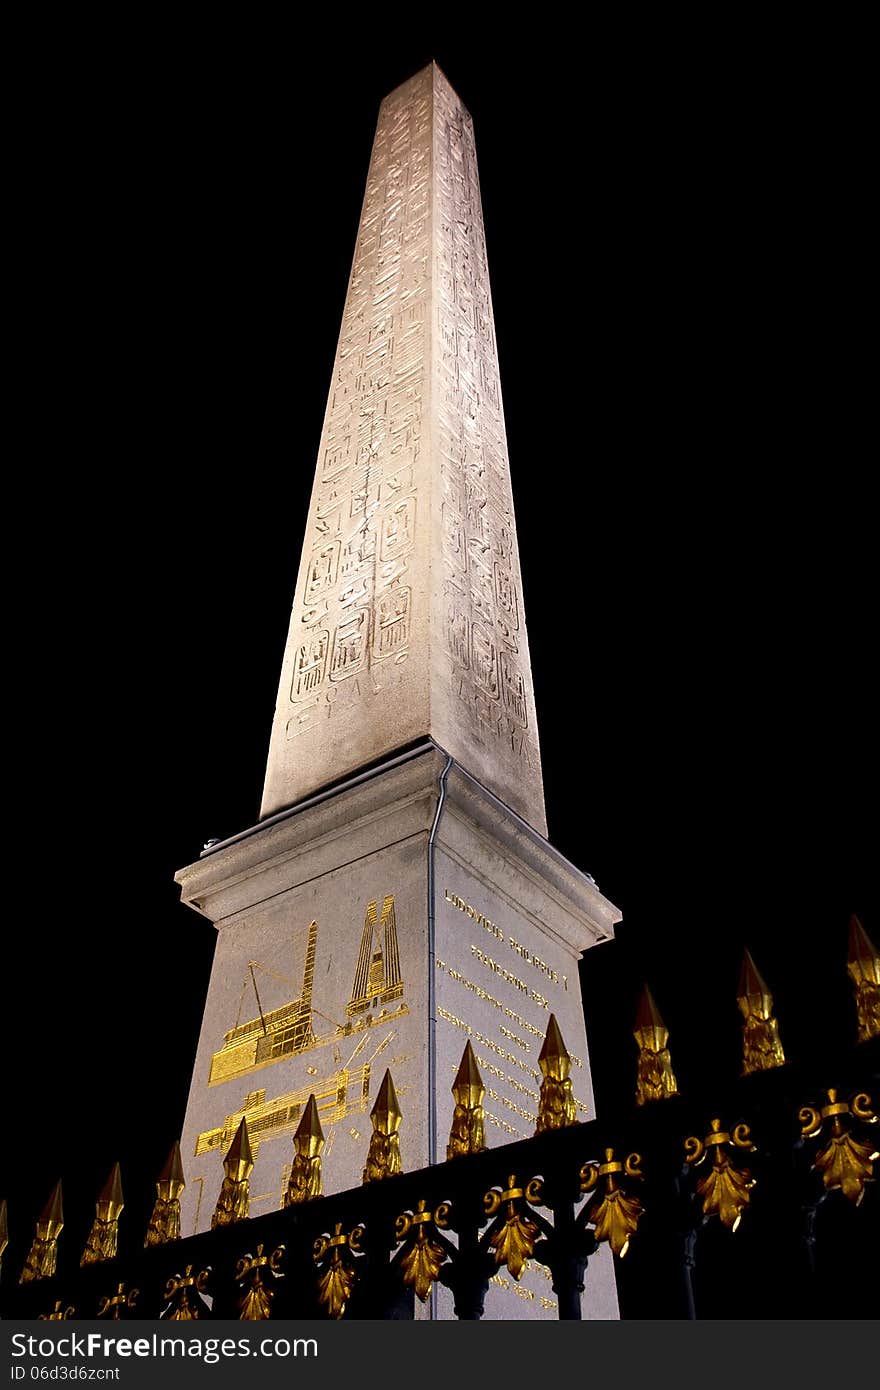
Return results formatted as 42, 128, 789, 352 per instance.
261, 63, 546, 834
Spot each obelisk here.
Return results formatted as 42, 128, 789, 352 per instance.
175, 64, 620, 1321
260, 62, 546, 836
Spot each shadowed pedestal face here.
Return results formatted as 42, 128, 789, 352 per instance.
260, 63, 546, 837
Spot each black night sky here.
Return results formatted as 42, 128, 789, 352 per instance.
2, 28, 875, 1283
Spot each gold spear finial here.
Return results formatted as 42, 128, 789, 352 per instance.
447, 1041, 487, 1158
145, 1141, 186, 1247
0, 1198, 8, 1279
737, 949, 786, 1075
81, 1163, 125, 1266
362, 1069, 402, 1183
847, 915, 880, 1044
20, 1181, 64, 1284
212, 1118, 254, 1227
634, 985, 679, 1105
284, 1095, 325, 1206
535, 1014, 578, 1132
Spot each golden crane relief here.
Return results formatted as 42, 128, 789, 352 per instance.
685, 1118, 756, 1231
313, 1224, 364, 1319
847, 915, 880, 1044
447, 1040, 488, 1158
81, 1163, 124, 1267
484, 1175, 544, 1280
210, 922, 318, 1085
395, 1200, 453, 1302
0, 1199, 7, 1282
535, 1014, 578, 1132
800, 1089, 878, 1206
737, 950, 786, 1075
161, 1266, 211, 1320
236, 1244, 285, 1320
580, 1150, 645, 1257
211, 1119, 253, 1228
208, 904, 408, 1088
145, 1141, 185, 1247
19, 1181, 64, 1284
283, 1095, 324, 1205
633, 986, 679, 1105
39, 1301, 75, 1321
362, 1069, 403, 1183
97, 1282, 139, 1320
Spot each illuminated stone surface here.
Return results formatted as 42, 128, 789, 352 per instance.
178, 67, 622, 1320
261, 63, 546, 836
177, 748, 620, 1318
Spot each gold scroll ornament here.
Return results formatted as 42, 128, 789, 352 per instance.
395, 1199, 452, 1302
685, 1118, 756, 1231
97, 1283, 139, 1320
161, 1266, 211, 1320
236, 1244, 285, 1320
314, 1224, 364, 1319
580, 1149, 645, 1257
484, 1175, 544, 1281
800, 1089, 877, 1205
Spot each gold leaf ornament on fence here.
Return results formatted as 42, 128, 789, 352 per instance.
313, 1224, 364, 1319
395, 1199, 452, 1301
145, 1141, 186, 1247
161, 1265, 211, 1321
39, 1301, 75, 1321
580, 1149, 645, 1257
81, 1163, 124, 1267
484, 1176, 544, 1281
800, 1089, 878, 1206
685, 1119, 756, 1231
236, 1244, 285, 1320
97, 1282, 139, 1320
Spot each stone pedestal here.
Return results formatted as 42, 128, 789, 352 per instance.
176, 744, 620, 1318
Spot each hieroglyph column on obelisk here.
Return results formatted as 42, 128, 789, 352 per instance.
175, 65, 621, 1321
260, 63, 546, 836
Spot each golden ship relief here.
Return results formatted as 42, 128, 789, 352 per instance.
195, 1028, 403, 1170
209, 898, 409, 1087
